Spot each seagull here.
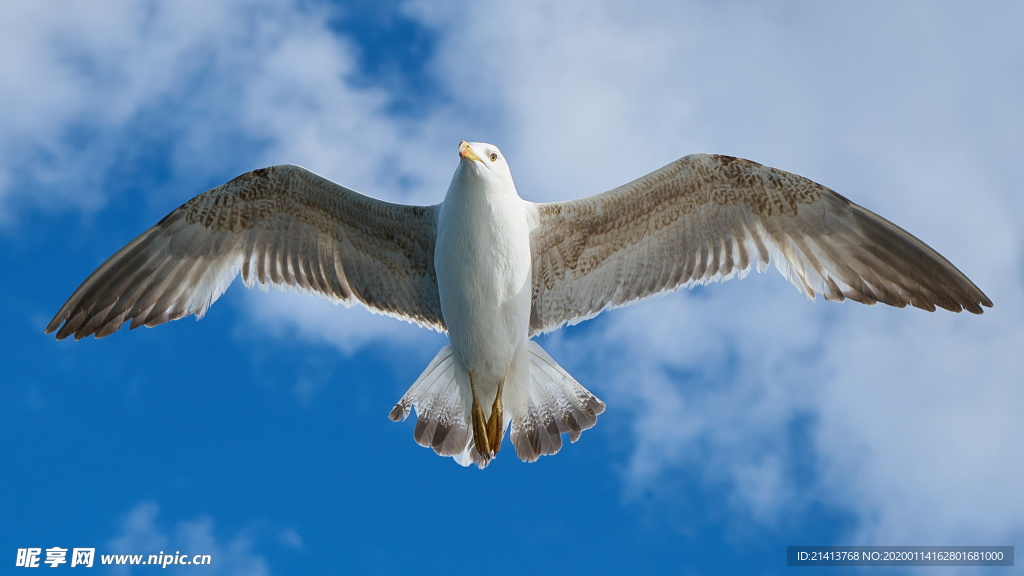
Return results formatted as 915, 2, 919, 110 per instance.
47, 141, 992, 468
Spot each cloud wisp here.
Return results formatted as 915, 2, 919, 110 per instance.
107, 502, 276, 575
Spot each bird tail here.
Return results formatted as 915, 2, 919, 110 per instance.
388, 346, 475, 466
389, 341, 605, 467
506, 341, 606, 463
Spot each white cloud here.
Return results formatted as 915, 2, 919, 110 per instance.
817, 302, 1024, 545
0, 0, 268, 218
107, 502, 273, 575
235, 288, 446, 356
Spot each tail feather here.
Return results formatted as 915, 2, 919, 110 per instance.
389, 346, 472, 462
510, 341, 605, 463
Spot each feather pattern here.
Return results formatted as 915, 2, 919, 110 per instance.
390, 346, 473, 464
528, 154, 992, 335
510, 342, 605, 462
46, 165, 445, 340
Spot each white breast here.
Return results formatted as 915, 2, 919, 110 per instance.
434, 163, 533, 383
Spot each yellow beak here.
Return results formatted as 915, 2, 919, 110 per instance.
459, 141, 483, 163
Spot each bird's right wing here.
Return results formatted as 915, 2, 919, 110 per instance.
47, 165, 445, 340
527, 154, 992, 335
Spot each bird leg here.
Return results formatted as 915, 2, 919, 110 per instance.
469, 370, 492, 458
486, 378, 504, 455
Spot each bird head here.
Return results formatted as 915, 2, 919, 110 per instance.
449, 141, 518, 201
458, 141, 511, 177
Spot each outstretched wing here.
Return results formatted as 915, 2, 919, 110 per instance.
528, 154, 992, 335
47, 165, 444, 340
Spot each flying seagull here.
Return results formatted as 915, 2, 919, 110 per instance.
47, 142, 992, 468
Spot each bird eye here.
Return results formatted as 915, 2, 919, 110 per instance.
489, 153, 498, 162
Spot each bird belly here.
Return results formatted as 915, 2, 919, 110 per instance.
434, 196, 532, 396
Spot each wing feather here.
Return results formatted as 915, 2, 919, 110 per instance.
47, 165, 444, 340
528, 154, 991, 335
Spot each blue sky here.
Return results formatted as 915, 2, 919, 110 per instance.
2, 1, 1022, 574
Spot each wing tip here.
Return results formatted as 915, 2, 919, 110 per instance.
965, 297, 992, 315
978, 294, 994, 312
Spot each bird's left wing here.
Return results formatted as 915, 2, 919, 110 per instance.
47, 165, 444, 340
527, 154, 991, 336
